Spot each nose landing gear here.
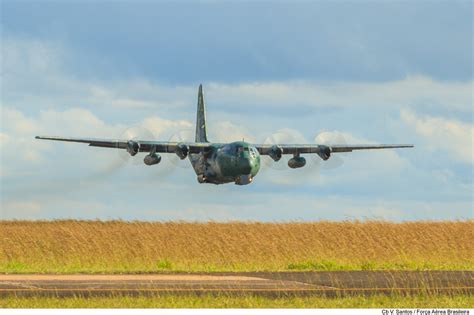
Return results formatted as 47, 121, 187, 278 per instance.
197, 174, 207, 183
235, 175, 253, 185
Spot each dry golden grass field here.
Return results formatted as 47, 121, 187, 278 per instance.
0, 220, 473, 273
2, 294, 473, 308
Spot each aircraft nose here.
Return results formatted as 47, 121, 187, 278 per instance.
240, 157, 253, 175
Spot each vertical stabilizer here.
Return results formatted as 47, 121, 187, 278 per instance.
195, 84, 209, 143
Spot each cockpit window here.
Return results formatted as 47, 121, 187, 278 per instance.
249, 147, 257, 157
222, 145, 233, 154
223, 145, 253, 155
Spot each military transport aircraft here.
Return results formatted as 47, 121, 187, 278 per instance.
36, 85, 413, 185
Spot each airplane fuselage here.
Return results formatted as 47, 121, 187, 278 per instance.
189, 141, 261, 185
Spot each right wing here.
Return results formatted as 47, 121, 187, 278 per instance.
35, 136, 212, 154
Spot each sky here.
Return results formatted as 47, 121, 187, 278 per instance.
0, 1, 472, 221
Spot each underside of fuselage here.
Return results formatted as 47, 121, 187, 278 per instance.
189, 141, 261, 185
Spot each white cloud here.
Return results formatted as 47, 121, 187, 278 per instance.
1, 108, 40, 134
209, 121, 257, 143
0, 106, 259, 180
0, 133, 9, 145
88, 85, 189, 110
401, 109, 473, 164
142, 117, 193, 139
1, 36, 472, 221
1, 37, 193, 113
3, 37, 472, 118
207, 76, 473, 112
1, 109, 49, 168
257, 129, 411, 186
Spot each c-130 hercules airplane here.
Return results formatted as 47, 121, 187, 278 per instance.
36, 85, 413, 185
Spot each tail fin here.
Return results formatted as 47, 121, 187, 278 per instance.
195, 84, 209, 143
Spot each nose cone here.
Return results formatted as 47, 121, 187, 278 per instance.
239, 157, 253, 175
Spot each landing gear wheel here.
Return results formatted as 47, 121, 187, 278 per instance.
197, 175, 207, 183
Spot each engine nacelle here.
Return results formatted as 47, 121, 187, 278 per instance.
144, 153, 161, 166
175, 143, 189, 160
268, 145, 283, 162
126, 140, 140, 156
317, 145, 331, 160
288, 156, 306, 168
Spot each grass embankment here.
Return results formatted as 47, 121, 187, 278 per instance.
1, 220, 472, 273
1, 294, 473, 308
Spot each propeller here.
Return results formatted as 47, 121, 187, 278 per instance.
261, 129, 307, 171
117, 125, 156, 166
167, 129, 194, 169
258, 129, 348, 184
114, 125, 187, 177
90, 125, 157, 176
313, 131, 347, 170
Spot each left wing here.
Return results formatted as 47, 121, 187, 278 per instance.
255, 143, 413, 160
